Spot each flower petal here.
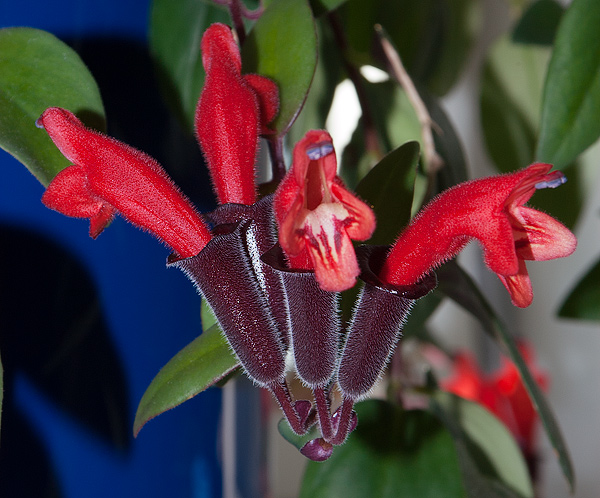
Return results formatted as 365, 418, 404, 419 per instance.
512, 206, 577, 261
497, 259, 534, 308
302, 203, 360, 291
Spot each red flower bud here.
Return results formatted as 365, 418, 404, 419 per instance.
38, 108, 211, 258
195, 23, 279, 205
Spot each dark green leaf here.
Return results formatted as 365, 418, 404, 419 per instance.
512, 0, 565, 46
355, 141, 420, 245
480, 63, 536, 173
300, 400, 466, 498
0, 28, 105, 186
436, 261, 576, 492
287, 18, 344, 145
431, 391, 533, 498
424, 93, 469, 191
149, 0, 229, 133
309, 0, 349, 17
559, 256, 600, 321
536, 0, 600, 168
341, 0, 479, 96
134, 323, 239, 436
242, 0, 317, 134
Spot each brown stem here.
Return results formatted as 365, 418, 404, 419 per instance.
269, 380, 307, 435
331, 397, 356, 445
267, 135, 287, 184
313, 387, 334, 442
374, 24, 443, 180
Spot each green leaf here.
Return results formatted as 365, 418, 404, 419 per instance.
480, 63, 536, 173
242, 0, 317, 134
149, 0, 229, 133
309, 0, 349, 17
559, 256, 600, 321
287, 18, 343, 145
300, 400, 466, 498
354, 141, 420, 245
536, 0, 600, 168
436, 261, 576, 492
133, 323, 239, 436
341, 0, 479, 96
0, 28, 105, 186
431, 391, 534, 498
512, 0, 565, 46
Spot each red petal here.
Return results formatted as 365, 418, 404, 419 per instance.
512, 206, 577, 261
497, 259, 534, 308
38, 108, 211, 257
302, 204, 360, 292
243, 73, 279, 133
42, 165, 117, 237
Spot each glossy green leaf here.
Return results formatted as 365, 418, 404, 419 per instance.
0, 28, 105, 186
133, 323, 239, 436
559, 256, 600, 321
355, 141, 420, 245
436, 261, 575, 492
300, 400, 466, 498
242, 0, 317, 134
536, 0, 600, 169
512, 0, 564, 46
149, 0, 229, 133
431, 391, 533, 498
287, 18, 343, 145
480, 63, 536, 174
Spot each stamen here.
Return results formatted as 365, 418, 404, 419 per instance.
306, 141, 334, 160
535, 171, 567, 190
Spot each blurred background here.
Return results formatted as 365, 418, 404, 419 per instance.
1, 1, 599, 497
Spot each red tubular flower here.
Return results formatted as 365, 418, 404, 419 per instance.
442, 342, 549, 457
379, 163, 577, 307
273, 130, 376, 292
195, 23, 279, 206
38, 107, 211, 258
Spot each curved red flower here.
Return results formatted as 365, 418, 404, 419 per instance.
380, 163, 576, 307
38, 108, 211, 258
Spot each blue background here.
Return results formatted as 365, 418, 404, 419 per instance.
0, 1, 223, 496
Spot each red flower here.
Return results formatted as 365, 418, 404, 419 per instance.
379, 163, 577, 307
38, 108, 211, 258
195, 23, 279, 206
442, 342, 549, 456
273, 130, 376, 292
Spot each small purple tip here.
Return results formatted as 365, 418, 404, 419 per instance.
306, 141, 334, 160
535, 171, 567, 190
300, 438, 334, 462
